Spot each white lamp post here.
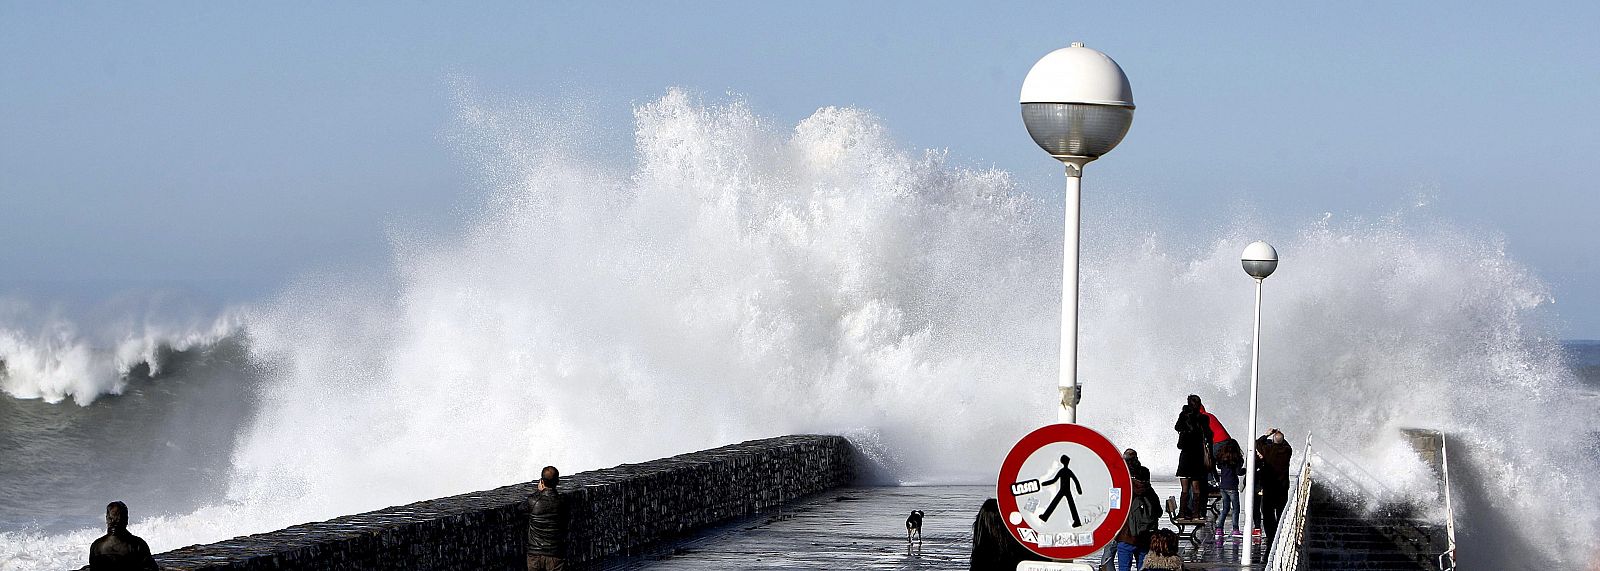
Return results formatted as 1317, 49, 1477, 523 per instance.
1239, 240, 1278, 565
1020, 43, 1135, 424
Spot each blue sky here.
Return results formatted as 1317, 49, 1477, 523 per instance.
3, 2, 1597, 337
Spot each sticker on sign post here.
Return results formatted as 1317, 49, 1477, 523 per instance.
996, 423, 1132, 561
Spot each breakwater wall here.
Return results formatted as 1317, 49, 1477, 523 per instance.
94, 435, 854, 570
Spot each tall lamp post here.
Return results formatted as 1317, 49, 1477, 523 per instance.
1020, 43, 1135, 424
1239, 241, 1278, 565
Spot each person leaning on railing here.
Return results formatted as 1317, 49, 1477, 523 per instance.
525, 466, 568, 571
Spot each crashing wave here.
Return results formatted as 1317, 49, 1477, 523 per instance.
0, 304, 242, 405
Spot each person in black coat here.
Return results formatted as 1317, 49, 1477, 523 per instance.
1122, 448, 1145, 477
1174, 404, 1213, 518
89, 501, 158, 570
526, 466, 568, 571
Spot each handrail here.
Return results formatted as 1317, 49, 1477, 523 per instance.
1264, 432, 1315, 571
1256, 430, 1454, 571
1321, 429, 1456, 569
1437, 433, 1457, 570
1314, 439, 1399, 505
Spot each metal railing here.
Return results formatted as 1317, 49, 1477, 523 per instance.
1264, 432, 1315, 571
1437, 433, 1457, 570
1315, 438, 1401, 506
1312, 429, 1457, 571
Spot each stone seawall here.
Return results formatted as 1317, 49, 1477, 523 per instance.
92, 435, 854, 571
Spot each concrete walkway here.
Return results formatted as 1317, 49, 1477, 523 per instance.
595, 482, 1269, 570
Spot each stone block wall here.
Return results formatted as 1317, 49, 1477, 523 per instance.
82, 435, 853, 570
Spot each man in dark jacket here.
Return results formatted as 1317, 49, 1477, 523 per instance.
1255, 429, 1294, 541
89, 501, 159, 570
527, 465, 567, 571
1122, 449, 1145, 478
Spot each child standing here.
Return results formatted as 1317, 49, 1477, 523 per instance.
1214, 438, 1244, 541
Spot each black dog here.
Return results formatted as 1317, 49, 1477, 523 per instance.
906, 510, 925, 542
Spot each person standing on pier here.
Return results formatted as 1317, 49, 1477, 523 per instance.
1129, 464, 1161, 511
1255, 429, 1293, 542
1212, 439, 1244, 541
1124, 450, 1161, 514
1122, 448, 1145, 476
1174, 404, 1213, 518
526, 466, 568, 571
89, 501, 159, 570
1112, 473, 1161, 571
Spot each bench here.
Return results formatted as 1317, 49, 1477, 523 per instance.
1165, 496, 1212, 544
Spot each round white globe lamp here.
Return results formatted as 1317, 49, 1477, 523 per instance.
1021, 43, 1135, 423
1021, 43, 1136, 167
1242, 241, 1279, 280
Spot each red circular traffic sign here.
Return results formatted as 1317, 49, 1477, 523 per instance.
997, 423, 1132, 560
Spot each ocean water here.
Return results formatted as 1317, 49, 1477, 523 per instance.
2, 90, 1597, 569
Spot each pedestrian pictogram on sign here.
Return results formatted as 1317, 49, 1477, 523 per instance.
996, 423, 1131, 560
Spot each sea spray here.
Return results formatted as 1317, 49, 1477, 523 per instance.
223, 88, 1066, 523
232, 88, 1600, 565
1072, 211, 1596, 566
2, 90, 1594, 568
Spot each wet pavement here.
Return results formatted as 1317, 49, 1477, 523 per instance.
593, 486, 989, 570
594, 481, 1269, 570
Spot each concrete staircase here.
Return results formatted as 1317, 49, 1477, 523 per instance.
1303, 483, 1448, 571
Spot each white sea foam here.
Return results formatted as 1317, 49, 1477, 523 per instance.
3, 89, 1595, 568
